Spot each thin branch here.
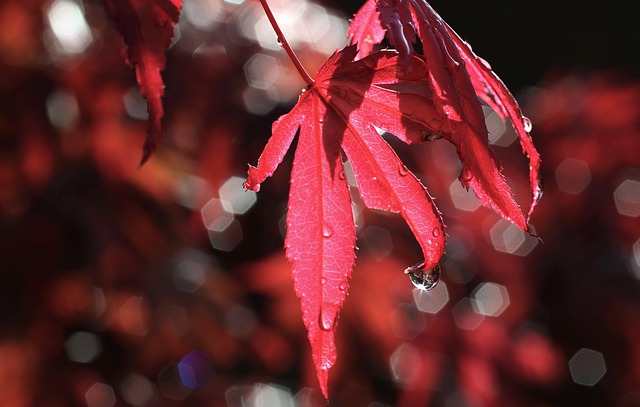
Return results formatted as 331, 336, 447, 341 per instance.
258, 0, 314, 86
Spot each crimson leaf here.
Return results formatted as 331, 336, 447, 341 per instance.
245, 46, 446, 397
101, 0, 182, 165
349, 0, 542, 228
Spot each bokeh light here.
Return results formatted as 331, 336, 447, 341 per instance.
413, 281, 449, 314
46, 0, 92, 55
471, 282, 510, 317
65, 331, 102, 363
555, 158, 591, 194
85, 383, 116, 407
568, 348, 606, 386
613, 179, 640, 217
219, 176, 257, 215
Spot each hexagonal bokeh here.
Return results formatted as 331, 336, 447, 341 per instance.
449, 181, 481, 212
485, 109, 514, 147
201, 197, 234, 232
555, 158, 591, 194
489, 219, 538, 256
47, 0, 93, 55
65, 331, 102, 363
471, 282, 510, 317
85, 382, 116, 407
219, 176, 257, 215
182, 0, 222, 29
452, 297, 485, 330
568, 348, 606, 386
173, 259, 206, 293
244, 53, 281, 90
613, 179, 640, 217
413, 282, 449, 314
389, 344, 421, 385
247, 383, 295, 407
207, 219, 243, 251
120, 373, 156, 407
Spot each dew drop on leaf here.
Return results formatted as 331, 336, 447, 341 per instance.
321, 277, 327, 285
338, 170, 346, 180
339, 281, 348, 291
432, 228, 441, 237
522, 116, 533, 132
404, 262, 441, 291
322, 224, 334, 238
319, 308, 336, 331
398, 164, 409, 177
477, 57, 492, 70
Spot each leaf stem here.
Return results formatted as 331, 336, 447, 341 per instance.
258, 0, 314, 86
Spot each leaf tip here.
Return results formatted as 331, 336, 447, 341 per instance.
316, 365, 329, 399
138, 142, 155, 168
244, 165, 262, 192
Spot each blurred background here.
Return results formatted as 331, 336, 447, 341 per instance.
0, 0, 638, 406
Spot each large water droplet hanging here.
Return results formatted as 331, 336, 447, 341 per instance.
319, 308, 336, 331
522, 116, 533, 132
398, 164, 409, 177
404, 262, 441, 291
322, 224, 333, 238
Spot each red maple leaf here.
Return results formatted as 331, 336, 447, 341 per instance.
101, 0, 182, 165
349, 0, 542, 225
244, 46, 447, 397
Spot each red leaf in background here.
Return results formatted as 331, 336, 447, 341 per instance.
245, 46, 446, 397
347, 0, 385, 61
101, 0, 182, 165
349, 0, 541, 229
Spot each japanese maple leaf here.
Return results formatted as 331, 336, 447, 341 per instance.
349, 0, 542, 225
244, 46, 446, 397
101, 0, 182, 165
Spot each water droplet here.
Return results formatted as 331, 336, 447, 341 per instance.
477, 57, 492, 70
319, 309, 336, 331
322, 224, 333, 238
339, 281, 348, 291
276, 37, 284, 46
319, 116, 325, 123
404, 262, 441, 291
432, 228, 441, 237
338, 170, 346, 180
321, 277, 327, 285
522, 116, 533, 132
398, 164, 409, 177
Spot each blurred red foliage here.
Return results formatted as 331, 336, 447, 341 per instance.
0, 0, 638, 406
